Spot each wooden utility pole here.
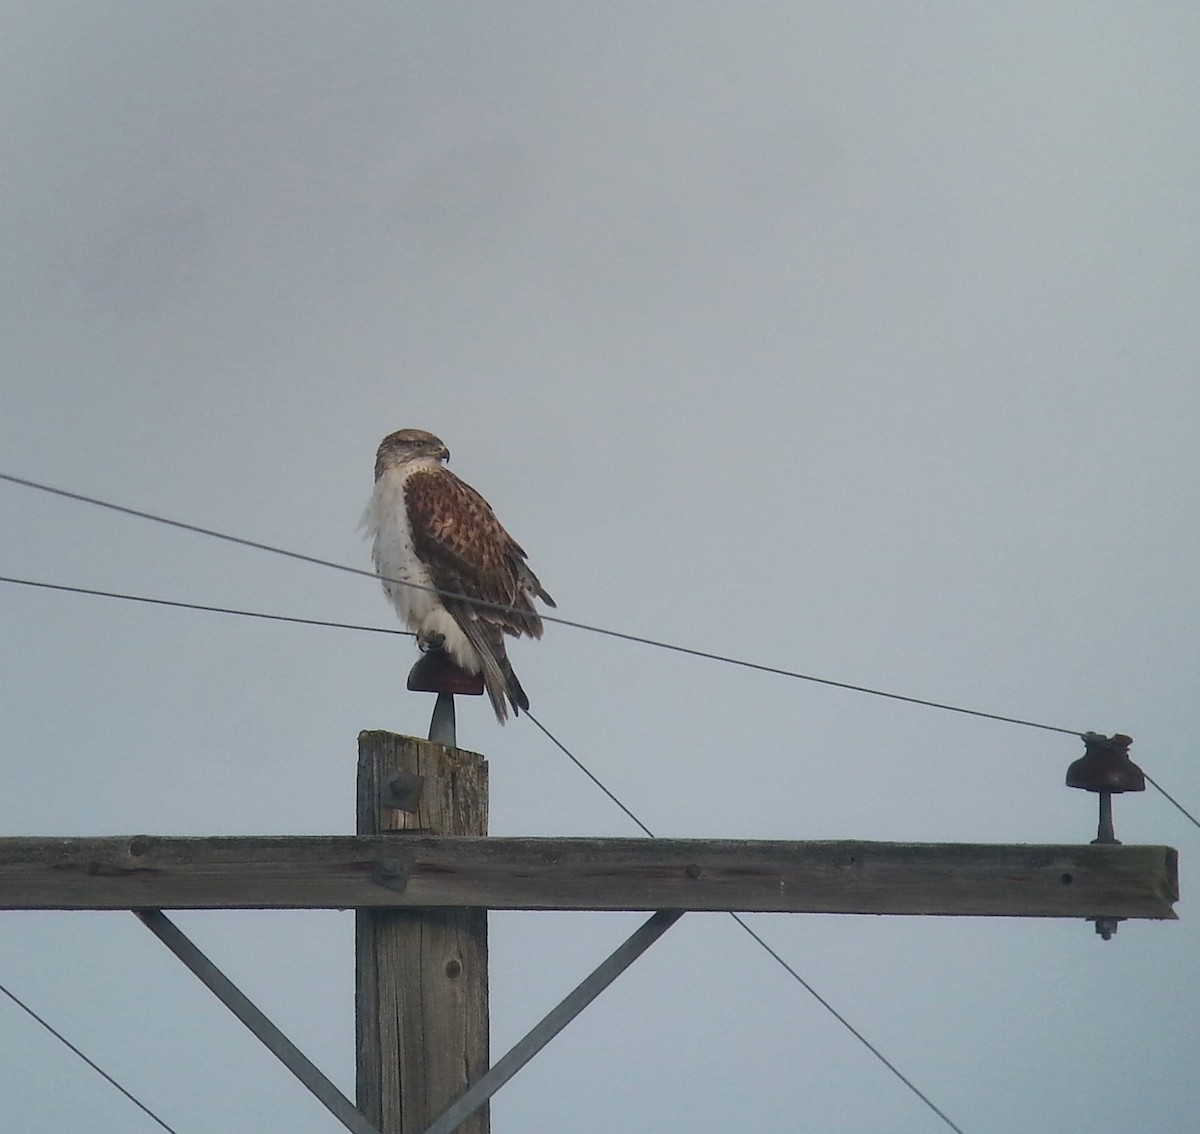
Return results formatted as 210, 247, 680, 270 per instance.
356, 730, 489, 1134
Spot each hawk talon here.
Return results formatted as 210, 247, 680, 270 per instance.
417, 631, 446, 654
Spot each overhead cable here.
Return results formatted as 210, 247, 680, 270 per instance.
2, 572, 1197, 836
0, 575, 414, 637
524, 710, 967, 1134
0, 979, 181, 1134
0, 472, 1080, 735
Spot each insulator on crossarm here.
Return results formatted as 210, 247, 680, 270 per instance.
1066, 732, 1146, 942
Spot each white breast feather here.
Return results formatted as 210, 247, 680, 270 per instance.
361, 463, 481, 673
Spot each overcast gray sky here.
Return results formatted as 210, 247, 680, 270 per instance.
2, 4, 1198, 1132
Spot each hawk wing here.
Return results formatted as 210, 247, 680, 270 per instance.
405, 466, 554, 717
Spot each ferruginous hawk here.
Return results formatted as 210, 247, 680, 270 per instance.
362, 428, 555, 722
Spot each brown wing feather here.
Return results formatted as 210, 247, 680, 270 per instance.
404, 468, 552, 638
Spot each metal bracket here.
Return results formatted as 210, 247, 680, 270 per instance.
421, 910, 683, 1134
136, 909, 382, 1134
379, 771, 424, 813
371, 854, 414, 894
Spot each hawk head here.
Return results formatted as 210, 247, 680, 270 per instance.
375, 428, 451, 479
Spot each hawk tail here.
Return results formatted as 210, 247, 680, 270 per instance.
458, 615, 529, 723
503, 660, 530, 718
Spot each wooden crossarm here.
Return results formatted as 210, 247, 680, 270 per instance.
0, 836, 1177, 919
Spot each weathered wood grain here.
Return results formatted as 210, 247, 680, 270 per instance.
0, 834, 1177, 919
355, 730, 489, 1134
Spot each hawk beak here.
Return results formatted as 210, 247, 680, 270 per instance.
439, 446, 450, 462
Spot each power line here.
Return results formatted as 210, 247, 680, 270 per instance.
3, 571, 1197, 836
0, 471, 1082, 736
524, 710, 966, 1134
727, 913, 966, 1134
0, 575, 414, 637
525, 712, 654, 837
1142, 771, 1200, 834
0, 978, 182, 1134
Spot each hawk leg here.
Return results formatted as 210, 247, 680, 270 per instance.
417, 630, 446, 654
